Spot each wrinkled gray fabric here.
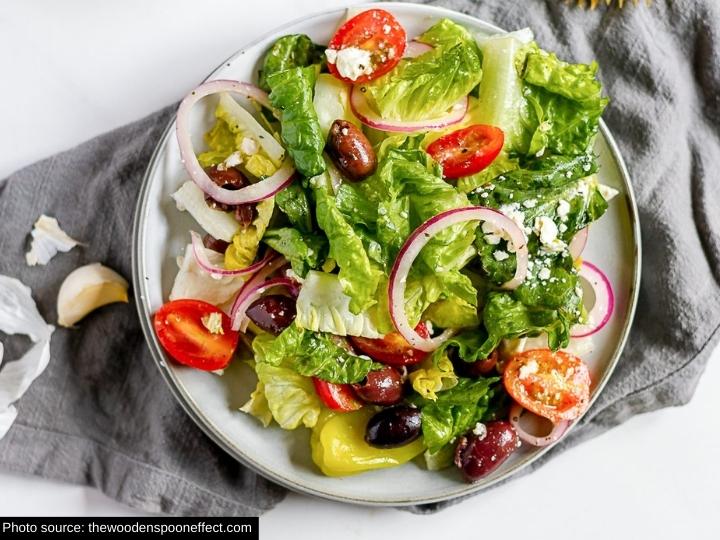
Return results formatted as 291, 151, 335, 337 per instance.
0, 0, 718, 517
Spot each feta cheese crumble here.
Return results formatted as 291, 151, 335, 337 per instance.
201, 312, 224, 335
518, 359, 539, 379
472, 422, 487, 439
538, 267, 551, 281
556, 199, 570, 220
240, 137, 259, 156
534, 215, 566, 253
493, 250, 510, 261
324, 47, 373, 81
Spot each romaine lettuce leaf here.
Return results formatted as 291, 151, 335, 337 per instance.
312, 183, 381, 314
275, 183, 313, 233
295, 271, 384, 338
253, 361, 322, 429
267, 66, 326, 177
258, 34, 323, 91
261, 227, 326, 277
364, 19, 482, 121
409, 376, 499, 453
253, 324, 377, 384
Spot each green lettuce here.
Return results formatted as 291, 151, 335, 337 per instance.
253, 361, 322, 429
409, 376, 500, 453
253, 324, 377, 384
267, 66, 326, 177
258, 34, 323, 91
275, 183, 313, 233
364, 19, 482, 121
261, 227, 326, 277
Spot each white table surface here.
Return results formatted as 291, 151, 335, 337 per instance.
1, 1, 718, 537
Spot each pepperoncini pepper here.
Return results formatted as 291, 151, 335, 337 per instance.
311, 408, 425, 477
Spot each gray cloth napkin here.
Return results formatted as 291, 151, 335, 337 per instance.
0, 0, 718, 517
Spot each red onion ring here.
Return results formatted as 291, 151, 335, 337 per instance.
509, 403, 570, 447
176, 79, 296, 205
403, 40, 433, 58
388, 206, 529, 352
568, 227, 589, 260
571, 260, 614, 338
190, 231, 273, 278
230, 277, 299, 332
349, 85, 468, 133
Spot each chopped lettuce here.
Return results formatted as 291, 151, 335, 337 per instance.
253, 360, 322, 429
409, 376, 499, 453
275, 183, 313, 233
267, 66, 326, 177
261, 227, 326, 277
239, 378, 273, 427
198, 93, 285, 170
295, 271, 384, 338
258, 34, 323, 91
312, 182, 381, 314
171, 181, 239, 242
313, 73, 361, 137
253, 324, 377, 384
364, 19, 482, 121
224, 197, 275, 270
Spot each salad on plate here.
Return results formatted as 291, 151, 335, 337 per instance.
153, 8, 618, 482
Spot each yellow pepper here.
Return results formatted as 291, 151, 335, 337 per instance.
409, 354, 458, 401
311, 408, 425, 477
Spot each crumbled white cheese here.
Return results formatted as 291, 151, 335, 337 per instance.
493, 250, 510, 261
25, 215, 81, 267
538, 267, 551, 281
522, 199, 537, 209
240, 137, 259, 156
325, 46, 373, 81
598, 184, 620, 201
201, 312, 224, 335
341, 127, 349, 136
534, 216, 566, 253
383, 24, 392, 34
518, 359, 539, 379
556, 199, 570, 220
559, 223, 568, 233
483, 203, 527, 253
223, 151, 243, 168
472, 422, 487, 439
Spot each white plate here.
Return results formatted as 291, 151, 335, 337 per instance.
132, 2, 641, 506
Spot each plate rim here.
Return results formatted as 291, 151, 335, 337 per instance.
131, 1, 642, 507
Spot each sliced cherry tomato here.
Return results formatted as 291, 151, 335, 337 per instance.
153, 299, 239, 371
503, 349, 591, 424
426, 124, 504, 179
312, 378, 363, 412
350, 323, 430, 366
326, 9, 406, 84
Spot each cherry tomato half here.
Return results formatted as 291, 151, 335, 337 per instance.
327, 9, 406, 84
503, 349, 591, 424
350, 323, 430, 366
426, 124, 504, 179
312, 378, 363, 412
153, 299, 239, 371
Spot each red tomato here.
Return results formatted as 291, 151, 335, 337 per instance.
312, 378, 363, 412
350, 323, 430, 366
426, 124, 504, 179
327, 9, 406, 84
153, 299, 239, 371
503, 349, 591, 424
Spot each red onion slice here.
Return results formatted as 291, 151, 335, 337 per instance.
349, 85, 468, 133
388, 206, 529, 352
403, 40, 433, 58
176, 79, 295, 205
571, 260, 614, 338
568, 227, 589, 260
509, 403, 570, 447
230, 277, 299, 332
190, 231, 273, 278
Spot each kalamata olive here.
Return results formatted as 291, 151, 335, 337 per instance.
203, 165, 257, 225
202, 234, 230, 254
326, 119, 377, 181
453, 350, 499, 378
454, 421, 519, 482
365, 405, 421, 448
246, 294, 297, 335
352, 366, 404, 405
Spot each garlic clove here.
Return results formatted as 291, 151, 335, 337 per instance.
57, 263, 129, 327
